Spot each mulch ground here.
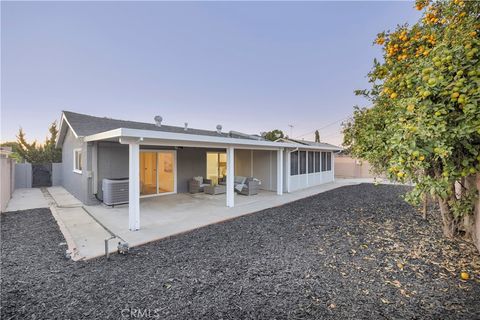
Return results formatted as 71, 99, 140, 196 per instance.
1, 184, 479, 319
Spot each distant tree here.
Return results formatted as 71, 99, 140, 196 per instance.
261, 129, 285, 141
315, 130, 320, 143
44, 121, 62, 163
16, 121, 62, 164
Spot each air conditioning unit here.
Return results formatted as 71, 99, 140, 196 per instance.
102, 178, 129, 206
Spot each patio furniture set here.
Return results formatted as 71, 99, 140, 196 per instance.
188, 176, 260, 196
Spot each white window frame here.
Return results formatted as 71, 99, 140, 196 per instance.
73, 148, 82, 174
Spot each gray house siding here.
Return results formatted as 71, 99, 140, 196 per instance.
234, 149, 252, 177
252, 150, 277, 192
93, 144, 279, 200
61, 128, 85, 202
176, 147, 209, 193
96, 142, 129, 200
95, 145, 225, 197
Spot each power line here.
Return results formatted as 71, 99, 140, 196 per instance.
294, 116, 349, 139
322, 131, 343, 140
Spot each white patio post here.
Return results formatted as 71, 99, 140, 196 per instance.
332, 152, 335, 182
286, 150, 291, 193
128, 142, 140, 231
277, 148, 283, 195
226, 146, 235, 208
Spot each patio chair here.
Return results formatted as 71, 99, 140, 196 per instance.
236, 177, 260, 196
219, 176, 261, 196
188, 177, 212, 193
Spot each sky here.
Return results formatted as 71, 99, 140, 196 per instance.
1, 1, 421, 146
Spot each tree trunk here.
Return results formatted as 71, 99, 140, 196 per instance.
422, 194, 428, 220
472, 173, 480, 254
462, 175, 476, 240
438, 196, 455, 238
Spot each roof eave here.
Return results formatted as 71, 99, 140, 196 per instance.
56, 112, 82, 148
83, 128, 342, 151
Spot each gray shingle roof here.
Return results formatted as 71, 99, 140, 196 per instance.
63, 111, 258, 140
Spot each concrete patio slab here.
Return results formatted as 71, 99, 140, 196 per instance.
84, 179, 374, 256
5, 188, 49, 212
4, 180, 396, 260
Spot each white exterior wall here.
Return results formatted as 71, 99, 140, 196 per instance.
234, 149, 252, 177
287, 150, 334, 193
252, 150, 277, 192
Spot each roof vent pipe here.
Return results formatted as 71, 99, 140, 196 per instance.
184, 122, 188, 131
154, 116, 163, 127
216, 124, 222, 134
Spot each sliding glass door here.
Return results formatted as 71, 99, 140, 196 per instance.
157, 152, 175, 194
140, 152, 157, 195
140, 150, 176, 196
206, 152, 226, 185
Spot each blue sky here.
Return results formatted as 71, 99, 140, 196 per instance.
1, 1, 420, 145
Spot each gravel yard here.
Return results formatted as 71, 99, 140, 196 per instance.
1, 184, 479, 319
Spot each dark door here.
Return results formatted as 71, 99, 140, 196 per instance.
32, 163, 52, 187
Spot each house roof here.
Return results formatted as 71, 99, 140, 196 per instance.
57, 111, 342, 151
61, 111, 259, 139
275, 137, 342, 150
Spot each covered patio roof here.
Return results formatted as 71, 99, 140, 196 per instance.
84, 128, 342, 151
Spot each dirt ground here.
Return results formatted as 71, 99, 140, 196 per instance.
1, 184, 479, 319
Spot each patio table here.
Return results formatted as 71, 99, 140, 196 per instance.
204, 185, 226, 195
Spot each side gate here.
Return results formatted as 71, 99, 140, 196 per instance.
32, 163, 52, 187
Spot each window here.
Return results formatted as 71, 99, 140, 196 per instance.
327, 152, 332, 171
290, 151, 298, 176
314, 152, 321, 173
73, 149, 82, 174
308, 151, 314, 173
299, 151, 306, 174
321, 152, 327, 172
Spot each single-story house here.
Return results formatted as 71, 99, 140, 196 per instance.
56, 111, 341, 231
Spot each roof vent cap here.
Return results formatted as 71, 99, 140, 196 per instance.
184, 122, 188, 131
216, 124, 222, 134
154, 116, 163, 127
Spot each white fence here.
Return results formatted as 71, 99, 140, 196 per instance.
13, 162, 62, 189
15, 163, 32, 189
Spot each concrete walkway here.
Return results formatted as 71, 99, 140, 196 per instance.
50, 206, 111, 260
43, 187, 113, 260
47, 187, 83, 207
5, 188, 49, 212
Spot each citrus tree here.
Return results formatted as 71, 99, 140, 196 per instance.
343, 0, 480, 250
